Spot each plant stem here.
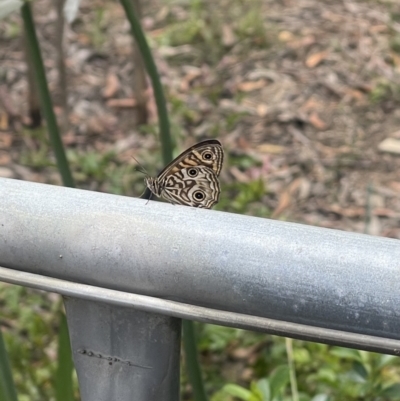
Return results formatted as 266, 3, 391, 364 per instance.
0, 329, 18, 401
183, 320, 208, 401
285, 338, 299, 401
21, 2, 74, 188
55, 312, 74, 401
119, 4, 207, 400
119, 0, 173, 166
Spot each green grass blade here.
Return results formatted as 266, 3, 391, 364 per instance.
20, 3, 76, 400
118, 3, 207, 399
55, 313, 74, 401
183, 320, 208, 401
119, 0, 173, 165
0, 329, 18, 401
21, 2, 75, 188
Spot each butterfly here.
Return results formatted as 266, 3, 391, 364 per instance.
143, 139, 223, 209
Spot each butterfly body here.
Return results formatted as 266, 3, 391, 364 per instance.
144, 140, 223, 208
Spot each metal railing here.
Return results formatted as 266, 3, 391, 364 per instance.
1, 177, 400, 400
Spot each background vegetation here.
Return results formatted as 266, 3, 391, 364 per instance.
1, 0, 400, 400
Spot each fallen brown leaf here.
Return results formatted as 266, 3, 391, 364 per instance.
102, 73, 120, 98
236, 79, 268, 92
272, 190, 291, 218
63, 131, 78, 146
301, 97, 322, 111
256, 143, 285, 154
308, 112, 327, 130
369, 25, 387, 34
316, 143, 353, 158
272, 178, 302, 218
278, 30, 295, 42
0, 132, 12, 148
382, 228, 400, 239
388, 129, 400, 139
0, 166, 13, 176
327, 204, 365, 217
222, 24, 237, 47
0, 113, 8, 131
306, 50, 329, 68
180, 67, 202, 92
288, 35, 316, 49
0, 85, 18, 118
230, 166, 251, 183
390, 52, 400, 68
148, 28, 165, 38
373, 208, 398, 218
388, 181, 400, 192
106, 98, 138, 108
87, 116, 107, 135
256, 104, 269, 117
0, 153, 11, 166
237, 136, 251, 150
342, 88, 365, 102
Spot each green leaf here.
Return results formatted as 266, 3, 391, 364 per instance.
269, 365, 290, 399
55, 313, 74, 401
377, 354, 398, 369
330, 347, 361, 361
316, 367, 336, 384
351, 361, 368, 381
0, 328, 18, 401
183, 320, 207, 401
293, 348, 311, 365
223, 384, 253, 400
256, 379, 270, 401
311, 395, 330, 401
380, 383, 400, 400
248, 382, 263, 401
211, 389, 234, 401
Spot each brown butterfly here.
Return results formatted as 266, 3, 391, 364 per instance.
144, 139, 223, 208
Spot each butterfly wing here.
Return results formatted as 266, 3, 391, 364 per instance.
145, 140, 224, 208
157, 139, 223, 183
161, 166, 220, 208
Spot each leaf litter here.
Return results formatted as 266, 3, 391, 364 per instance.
0, 0, 400, 232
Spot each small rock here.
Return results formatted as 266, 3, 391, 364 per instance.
378, 138, 400, 155
0, 167, 14, 178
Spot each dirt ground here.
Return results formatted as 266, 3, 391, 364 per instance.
1, 0, 400, 238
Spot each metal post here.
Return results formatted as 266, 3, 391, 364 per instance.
64, 298, 181, 401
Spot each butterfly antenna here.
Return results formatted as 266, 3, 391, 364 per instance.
131, 155, 149, 176
131, 155, 154, 202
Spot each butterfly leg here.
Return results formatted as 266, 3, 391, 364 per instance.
145, 191, 153, 205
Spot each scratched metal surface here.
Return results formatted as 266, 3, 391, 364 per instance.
1, 177, 400, 341
64, 298, 180, 401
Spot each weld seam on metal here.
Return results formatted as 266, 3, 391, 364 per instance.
0, 266, 399, 355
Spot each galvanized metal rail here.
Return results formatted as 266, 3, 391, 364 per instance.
1, 177, 400, 401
